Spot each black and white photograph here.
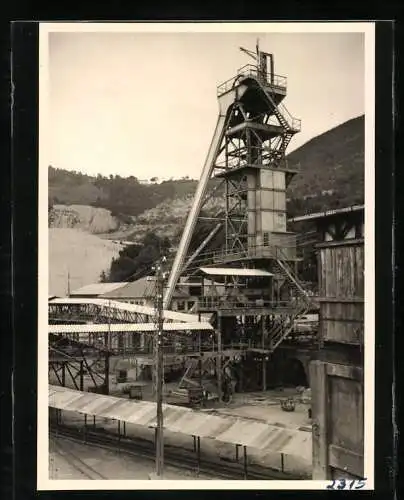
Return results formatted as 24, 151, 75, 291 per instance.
38, 22, 375, 490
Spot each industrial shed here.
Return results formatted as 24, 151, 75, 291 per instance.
292, 205, 365, 480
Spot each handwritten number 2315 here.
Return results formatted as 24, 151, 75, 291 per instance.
327, 479, 367, 490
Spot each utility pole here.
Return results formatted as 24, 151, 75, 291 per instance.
67, 267, 71, 297
153, 256, 166, 477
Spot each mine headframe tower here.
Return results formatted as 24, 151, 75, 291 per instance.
164, 44, 314, 392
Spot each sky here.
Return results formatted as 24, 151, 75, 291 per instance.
47, 28, 365, 180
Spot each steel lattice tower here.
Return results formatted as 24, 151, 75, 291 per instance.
166, 47, 301, 295
164, 45, 314, 373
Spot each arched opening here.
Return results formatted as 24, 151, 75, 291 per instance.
282, 358, 308, 387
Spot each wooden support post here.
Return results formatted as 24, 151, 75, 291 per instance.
281, 453, 284, 472
84, 414, 87, 442
235, 444, 240, 462
198, 358, 203, 400
261, 315, 265, 349
193, 435, 196, 452
118, 420, 121, 451
104, 353, 110, 395
93, 416, 96, 430
79, 361, 84, 391
262, 358, 267, 392
123, 421, 126, 437
243, 446, 248, 479
61, 363, 66, 387
196, 436, 201, 476
310, 360, 329, 479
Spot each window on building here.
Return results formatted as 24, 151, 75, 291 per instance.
263, 232, 270, 246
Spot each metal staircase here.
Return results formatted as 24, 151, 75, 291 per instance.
278, 132, 294, 158
266, 298, 311, 351
262, 87, 300, 133
259, 84, 300, 166
273, 259, 310, 299
264, 246, 313, 350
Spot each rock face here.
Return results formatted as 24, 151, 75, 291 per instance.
48, 228, 124, 297
49, 204, 120, 234
132, 195, 225, 243
48, 205, 124, 296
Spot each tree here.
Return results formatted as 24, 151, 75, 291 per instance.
99, 270, 109, 283
106, 232, 171, 282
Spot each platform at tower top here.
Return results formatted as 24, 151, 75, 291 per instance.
217, 64, 288, 100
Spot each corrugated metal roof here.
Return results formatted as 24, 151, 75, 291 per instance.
48, 386, 310, 459
289, 204, 365, 223
101, 277, 189, 300
200, 267, 273, 277
49, 321, 213, 334
70, 283, 128, 296
49, 298, 208, 324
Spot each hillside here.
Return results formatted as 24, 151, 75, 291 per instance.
49, 167, 201, 219
128, 195, 225, 243
49, 228, 124, 296
286, 115, 364, 215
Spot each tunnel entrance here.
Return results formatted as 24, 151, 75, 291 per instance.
282, 358, 308, 387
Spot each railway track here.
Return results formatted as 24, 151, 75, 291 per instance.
50, 423, 307, 480
50, 435, 107, 479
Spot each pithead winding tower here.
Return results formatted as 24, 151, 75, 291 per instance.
164, 44, 312, 384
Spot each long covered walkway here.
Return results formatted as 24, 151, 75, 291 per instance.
49, 385, 311, 468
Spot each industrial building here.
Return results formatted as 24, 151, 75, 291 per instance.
70, 277, 206, 312
293, 205, 365, 480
